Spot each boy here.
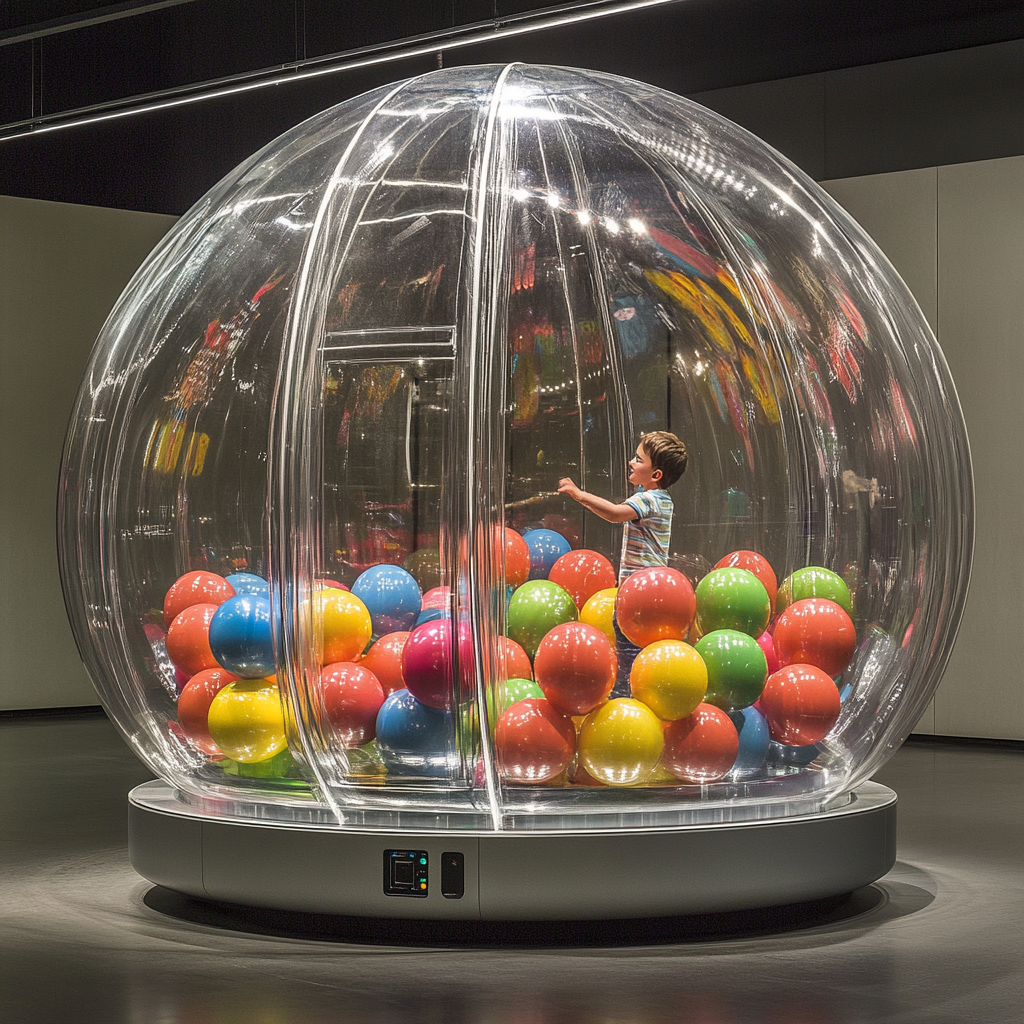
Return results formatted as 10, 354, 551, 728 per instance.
558, 430, 688, 695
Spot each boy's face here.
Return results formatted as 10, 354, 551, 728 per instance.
629, 443, 663, 489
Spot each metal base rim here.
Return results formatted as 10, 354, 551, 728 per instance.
129, 780, 897, 920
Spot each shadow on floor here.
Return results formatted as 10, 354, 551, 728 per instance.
143, 868, 935, 948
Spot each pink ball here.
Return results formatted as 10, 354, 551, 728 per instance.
401, 619, 454, 709
757, 630, 780, 674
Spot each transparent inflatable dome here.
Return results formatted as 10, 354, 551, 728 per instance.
59, 64, 972, 831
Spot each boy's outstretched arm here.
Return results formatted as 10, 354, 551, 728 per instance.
558, 477, 638, 524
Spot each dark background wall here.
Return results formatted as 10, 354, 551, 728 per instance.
5, 0, 1024, 214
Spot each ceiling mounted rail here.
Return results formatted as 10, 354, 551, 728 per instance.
0, 0, 683, 143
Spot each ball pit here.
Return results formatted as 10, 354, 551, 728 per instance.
59, 64, 972, 894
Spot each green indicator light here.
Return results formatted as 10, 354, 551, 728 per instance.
420, 858, 427, 865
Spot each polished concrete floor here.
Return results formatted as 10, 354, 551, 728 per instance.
1, 712, 1022, 1024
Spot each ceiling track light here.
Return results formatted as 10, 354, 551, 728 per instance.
0, 0, 684, 143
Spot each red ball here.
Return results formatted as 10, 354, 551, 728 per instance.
360, 631, 410, 694
662, 703, 741, 783
177, 667, 239, 752
166, 603, 221, 676
497, 635, 532, 680
759, 663, 841, 745
548, 549, 617, 610
164, 571, 234, 624
533, 621, 616, 715
615, 566, 696, 647
714, 550, 778, 607
401, 619, 453, 709
319, 662, 386, 748
505, 528, 531, 588
774, 598, 856, 677
495, 697, 577, 783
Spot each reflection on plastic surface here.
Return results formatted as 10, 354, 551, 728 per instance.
60, 64, 972, 831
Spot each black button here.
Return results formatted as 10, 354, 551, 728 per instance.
441, 851, 464, 899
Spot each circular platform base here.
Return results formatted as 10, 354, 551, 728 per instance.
129, 781, 897, 921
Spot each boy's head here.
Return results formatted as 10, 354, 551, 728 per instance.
639, 430, 688, 488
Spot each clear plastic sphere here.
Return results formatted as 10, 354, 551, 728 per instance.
59, 64, 972, 829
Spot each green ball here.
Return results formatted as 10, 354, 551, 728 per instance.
777, 566, 853, 615
695, 629, 768, 711
500, 677, 545, 711
695, 567, 770, 637
506, 580, 577, 660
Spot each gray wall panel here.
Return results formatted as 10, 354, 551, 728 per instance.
821, 169, 939, 735
688, 74, 826, 180
935, 157, 1024, 740
0, 195, 175, 710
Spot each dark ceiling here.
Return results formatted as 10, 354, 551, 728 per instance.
3, 0, 1024, 213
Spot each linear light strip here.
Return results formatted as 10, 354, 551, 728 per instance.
0, 0, 683, 143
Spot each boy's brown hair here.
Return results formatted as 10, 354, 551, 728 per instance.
640, 430, 688, 488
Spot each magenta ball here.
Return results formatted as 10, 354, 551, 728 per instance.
757, 631, 780, 674
401, 619, 453, 709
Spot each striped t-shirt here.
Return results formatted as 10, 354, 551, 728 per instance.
619, 486, 674, 583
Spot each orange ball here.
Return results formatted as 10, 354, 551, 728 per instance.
319, 662, 386, 748
774, 598, 856, 677
662, 703, 740, 783
166, 603, 220, 676
714, 550, 778, 607
177, 667, 239, 753
495, 697, 576, 783
759, 663, 841, 745
548, 549, 617, 609
504, 528, 531, 588
534, 621, 616, 715
497, 635, 533, 680
360, 631, 410, 694
615, 566, 696, 646
164, 570, 235, 624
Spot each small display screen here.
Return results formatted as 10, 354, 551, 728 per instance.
383, 849, 428, 897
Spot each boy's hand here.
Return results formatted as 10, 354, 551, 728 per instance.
558, 477, 581, 500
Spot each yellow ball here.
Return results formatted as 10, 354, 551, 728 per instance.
315, 588, 372, 664
579, 587, 617, 644
629, 639, 708, 720
207, 680, 287, 763
578, 698, 664, 787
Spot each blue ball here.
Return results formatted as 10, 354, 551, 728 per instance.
351, 564, 422, 634
225, 572, 270, 597
209, 594, 275, 678
375, 689, 453, 778
522, 528, 571, 580
766, 739, 819, 769
728, 705, 771, 778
